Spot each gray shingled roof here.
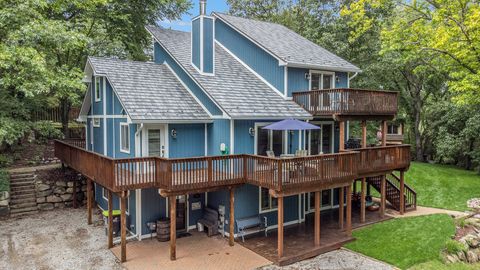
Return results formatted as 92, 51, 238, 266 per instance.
88, 57, 211, 121
146, 26, 311, 119
214, 13, 361, 73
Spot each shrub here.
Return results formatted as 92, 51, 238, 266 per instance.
0, 154, 13, 168
0, 169, 9, 192
32, 121, 63, 143
0, 117, 31, 146
444, 239, 467, 254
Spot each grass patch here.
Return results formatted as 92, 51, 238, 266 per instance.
345, 214, 455, 269
404, 162, 480, 211
0, 169, 9, 192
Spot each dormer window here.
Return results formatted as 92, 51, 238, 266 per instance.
95, 77, 101, 102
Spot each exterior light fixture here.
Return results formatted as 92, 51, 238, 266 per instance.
336, 76, 340, 83
248, 127, 255, 137
171, 128, 177, 139
305, 73, 311, 80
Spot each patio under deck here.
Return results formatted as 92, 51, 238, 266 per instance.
239, 207, 392, 266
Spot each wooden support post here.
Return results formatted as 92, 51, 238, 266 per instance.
169, 196, 176, 261
120, 191, 127, 263
339, 121, 345, 151
362, 120, 367, 148
339, 187, 344, 229
229, 187, 235, 246
314, 191, 320, 246
381, 120, 387, 146
360, 178, 366, 223
87, 178, 92, 225
108, 190, 113, 249
346, 184, 352, 236
400, 171, 405, 215
72, 180, 77, 209
277, 196, 284, 259
380, 175, 386, 217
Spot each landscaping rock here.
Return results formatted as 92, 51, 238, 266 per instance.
36, 189, 52, 197
464, 234, 480, 248
0, 191, 9, 201
0, 199, 9, 207
54, 203, 65, 209
46, 195, 62, 203
446, 254, 459, 263
60, 194, 72, 201
56, 181, 67, 187
36, 184, 50, 192
467, 250, 478, 263
0, 206, 9, 217
468, 198, 480, 210
457, 251, 467, 262
38, 203, 54, 211
67, 181, 74, 187
53, 187, 66, 195
36, 197, 46, 203
66, 187, 73, 193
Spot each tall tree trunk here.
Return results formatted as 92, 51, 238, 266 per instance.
61, 99, 71, 139
413, 90, 424, 162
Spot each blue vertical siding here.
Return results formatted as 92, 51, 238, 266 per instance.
92, 77, 103, 115
192, 18, 201, 69
287, 67, 309, 96
207, 119, 230, 156
106, 118, 114, 157
93, 120, 103, 154
168, 124, 205, 158
141, 188, 167, 235
154, 42, 222, 116
203, 17, 214, 73
335, 72, 349, 88
215, 19, 285, 92
86, 118, 92, 151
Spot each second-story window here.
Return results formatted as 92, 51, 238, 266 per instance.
120, 123, 130, 153
95, 77, 101, 102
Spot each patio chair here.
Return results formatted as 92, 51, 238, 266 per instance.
266, 150, 275, 158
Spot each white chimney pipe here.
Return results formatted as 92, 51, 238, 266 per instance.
200, 0, 206, 16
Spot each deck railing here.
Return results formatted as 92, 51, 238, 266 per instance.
55, 140, 410, 194
292, 88, 398, 116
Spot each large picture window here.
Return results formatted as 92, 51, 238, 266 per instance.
120, 123, 130, 153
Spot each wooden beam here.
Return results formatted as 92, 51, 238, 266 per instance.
169, 196, 176, 260
339, 187, 344, 229
380, 175, 386, 217
334, 115, 395, 122
360, 178, 366, 223
346, 184, 352, 236
108, 190, 113, 249
229, 187, 235, 246
339, 121, 345, 151
381, 120, 387, 146
278, 196, 284, 259
314, 191, 320, 246
120, 191, 127, 263
361, 120, 367, 148
400, 171, 405, 215
87, 178, 92, 225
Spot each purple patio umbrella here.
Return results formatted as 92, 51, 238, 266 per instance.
262, 119, 320, 131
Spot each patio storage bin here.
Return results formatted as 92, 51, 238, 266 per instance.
102, 210, 121, 237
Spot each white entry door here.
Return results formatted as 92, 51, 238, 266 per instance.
143, 126, 167, 158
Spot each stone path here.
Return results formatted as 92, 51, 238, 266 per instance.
386, 205, 467, 218
257, 249, 394, 270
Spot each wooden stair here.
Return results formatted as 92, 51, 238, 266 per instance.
367, 174, 416, 212
8, 171, 38, 217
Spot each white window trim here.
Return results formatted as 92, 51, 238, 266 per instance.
94, 77, 101, 102
259, 187, 278, 213
93, 118, 100, 127
309, 70, 335, 90
120, 122, 130, 154
102, 187, 108, 201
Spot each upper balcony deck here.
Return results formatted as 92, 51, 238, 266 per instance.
292, 88, 398, 120
55, 140, 410, 197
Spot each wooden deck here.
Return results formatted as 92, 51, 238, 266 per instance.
54, 140, 410, 195
238, 208, 393, 266
292, 88, 398, 119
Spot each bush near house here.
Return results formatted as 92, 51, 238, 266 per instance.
0, 169, 9, 192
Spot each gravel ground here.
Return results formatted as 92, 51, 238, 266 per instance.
0, 208, 123, 270
258, 249, 394, 270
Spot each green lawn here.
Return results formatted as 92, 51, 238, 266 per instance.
405, 162, 480, 211
345, 214, 456, 269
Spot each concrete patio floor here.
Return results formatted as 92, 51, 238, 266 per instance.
111, 232, 271, 270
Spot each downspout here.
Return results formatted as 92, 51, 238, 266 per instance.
134, 123, 143, 241
348, 72, 359, 86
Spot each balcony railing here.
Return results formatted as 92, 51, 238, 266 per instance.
292, 88, 398, 117
54, 140, 410, 194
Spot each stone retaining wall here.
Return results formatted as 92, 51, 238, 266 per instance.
35, 168, 87, 211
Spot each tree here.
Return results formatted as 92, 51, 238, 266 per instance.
0, 0, 191, 139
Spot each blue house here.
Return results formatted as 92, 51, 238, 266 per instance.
70, 2, 412, 265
